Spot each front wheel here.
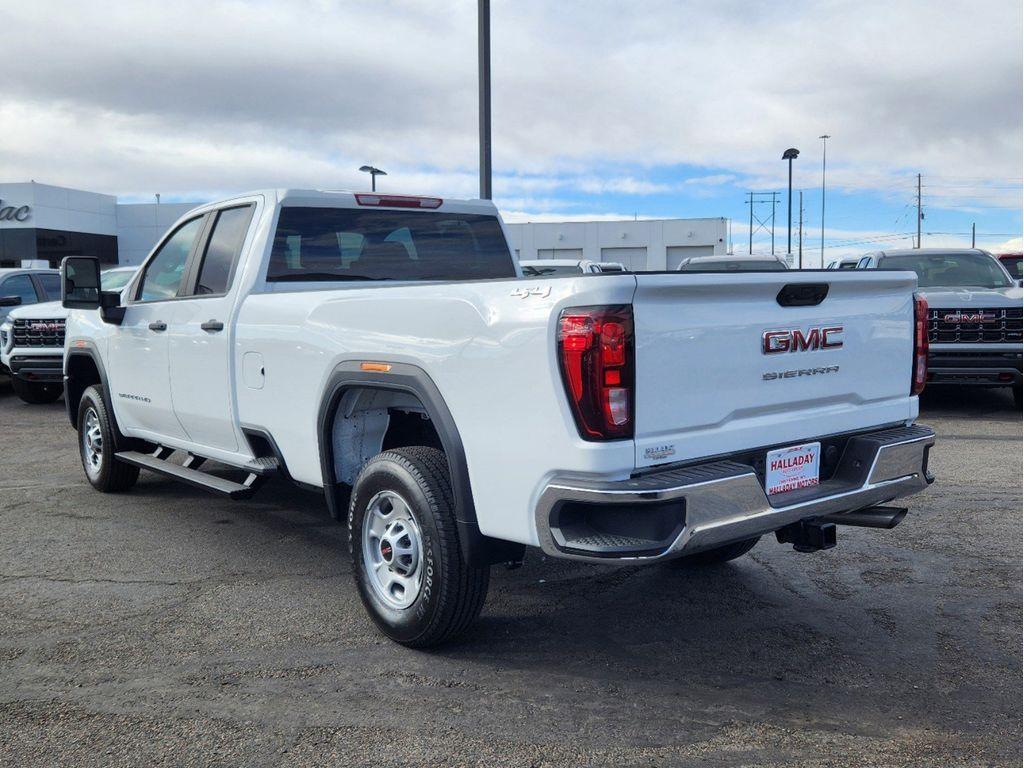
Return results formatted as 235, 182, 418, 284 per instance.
77, 385, 139, 492
669, 536, 760, 567
11, 377, 63, 404
349, 446, 489, 647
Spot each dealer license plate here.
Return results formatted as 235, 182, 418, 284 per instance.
765, 441, 821, 495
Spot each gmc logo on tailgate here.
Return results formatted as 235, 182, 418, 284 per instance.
763, 326, 843, 354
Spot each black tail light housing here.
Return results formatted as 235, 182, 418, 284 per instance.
912, 294, 928, 395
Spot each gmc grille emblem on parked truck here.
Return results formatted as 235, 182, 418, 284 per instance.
943, 312, 996, 323
762, 326, 843, 355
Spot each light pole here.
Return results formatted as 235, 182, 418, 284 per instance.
782, 148, 799, 266
818, 134, 830, 267
478, 0, 492, 199
358, 165, 387, 192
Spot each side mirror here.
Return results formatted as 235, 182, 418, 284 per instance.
0, 296, 22, 307
62, 256, 102, 309
1017, 279, 1023, 288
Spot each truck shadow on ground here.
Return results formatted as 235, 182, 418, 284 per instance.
129, 468, 960, 701
919, 384, 1018, 417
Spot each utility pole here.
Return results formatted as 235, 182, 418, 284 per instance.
746, 192, 780, 255
971, 222, 976, 248
818, 135, 830, 264
748, 192, 753, 254
798, 189, 803, 268
916, 173, 922, 249
770, 191, 779, 255
478, 0, 492, 199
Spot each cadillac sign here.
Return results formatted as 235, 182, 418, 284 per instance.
0, 200, 31, 222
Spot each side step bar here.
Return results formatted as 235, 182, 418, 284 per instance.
115, 450, 269, 500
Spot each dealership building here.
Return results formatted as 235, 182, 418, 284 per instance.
0, 182, 197, 269
0, 181, 729, 272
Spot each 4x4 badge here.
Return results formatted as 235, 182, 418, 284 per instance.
511, 286, 551, 299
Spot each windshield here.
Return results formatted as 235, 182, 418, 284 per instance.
1000, 255, 1022, 279
268, 207, 515, 282
521, 264, 583, 277
101, 270, 135, 291
678, 259, 786, 272
878, 252, 1013, 289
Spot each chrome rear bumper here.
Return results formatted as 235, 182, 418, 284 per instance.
535, 424, 935, 563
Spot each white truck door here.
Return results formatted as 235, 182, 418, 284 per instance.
108, 216, 206, 441
166, 204, 256, 453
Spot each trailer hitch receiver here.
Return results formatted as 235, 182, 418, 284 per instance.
776, 519, 837, 552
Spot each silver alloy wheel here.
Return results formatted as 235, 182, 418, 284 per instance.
82, 406, 103, 479
361, 490, 424, 610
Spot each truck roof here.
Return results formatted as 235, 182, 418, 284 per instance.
875, 248, 993, 257
202, 189, 501, 217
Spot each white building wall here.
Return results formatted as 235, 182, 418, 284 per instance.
507, 217, 728, 270
0, 182, 117, 235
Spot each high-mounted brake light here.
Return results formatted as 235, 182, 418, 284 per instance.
912, 294, 929, 395
354, 193, 443, 209
557, 305, 634, 440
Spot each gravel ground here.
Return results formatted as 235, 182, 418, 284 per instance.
0, 380, 1020, 767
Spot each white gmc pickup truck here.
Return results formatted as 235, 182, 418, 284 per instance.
60, 189, 936, 647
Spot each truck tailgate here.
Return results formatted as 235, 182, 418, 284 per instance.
632, 271, 918, 469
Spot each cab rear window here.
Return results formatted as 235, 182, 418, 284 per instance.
267, 207, 515, 282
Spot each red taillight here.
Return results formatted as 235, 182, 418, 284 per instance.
354, 193, 443, 209
557, 305, 634, 440
912, 294, 929, 395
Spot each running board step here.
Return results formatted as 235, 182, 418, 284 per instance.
115, 451, 262, 500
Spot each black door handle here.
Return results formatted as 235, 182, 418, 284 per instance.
148, 321, 167, 332
201, 320, 224, 332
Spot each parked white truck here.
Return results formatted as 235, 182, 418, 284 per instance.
60, 190, 936, 646
1, 267, 137, 403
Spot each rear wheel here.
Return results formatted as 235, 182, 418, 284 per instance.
1012, 384, 1021, 410
11, 377, 63, 404
77, 385, 139, 492
669, 536, 760, 567
349, 446, 489, 647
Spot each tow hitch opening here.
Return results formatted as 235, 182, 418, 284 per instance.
776, 520, 837, 553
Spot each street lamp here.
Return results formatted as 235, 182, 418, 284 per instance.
818, 134, 830, 267
358, 165, 387, 192
782, 148, 799, 266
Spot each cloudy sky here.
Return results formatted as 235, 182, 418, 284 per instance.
1, 0, 1021, 262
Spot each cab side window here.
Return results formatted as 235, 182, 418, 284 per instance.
37, 273, 62, 300
857, 257, 872, 269
193, 205, 254, 296
138, 217, 204, 302
1, 274, 40, 305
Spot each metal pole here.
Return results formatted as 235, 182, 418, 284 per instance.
371, 173, 376, 192
478, 0, 492, 200
787, 158, 793, 256
916, 173, 922, 249
798, 189, 803, 269
971, 222, 976, 248
748, 193, 753, 254
819, 135, 829, 265
770, 192, 777, 255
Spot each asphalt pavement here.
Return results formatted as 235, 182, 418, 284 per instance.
0, 380, 1020, 767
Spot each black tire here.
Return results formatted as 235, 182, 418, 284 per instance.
77, 385, 139, 493
11, 377, 63, 404
1013, 384, 1021, 410
349, 446, 489, 648
669, 536, 760, 567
